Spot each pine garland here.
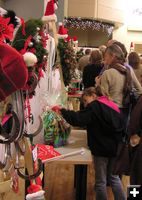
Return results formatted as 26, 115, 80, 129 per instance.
12, 19, 48, 97
12, 19, 47, 74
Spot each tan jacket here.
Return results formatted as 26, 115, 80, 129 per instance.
100, 68, 142, 108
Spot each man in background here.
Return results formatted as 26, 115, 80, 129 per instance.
78, 48, 91, 72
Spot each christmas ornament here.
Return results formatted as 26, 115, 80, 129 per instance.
23, 52, 37, 67
36, 27, 40, 31
28, 42, 33, 47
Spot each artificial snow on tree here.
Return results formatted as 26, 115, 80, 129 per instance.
58, 38, 77, 86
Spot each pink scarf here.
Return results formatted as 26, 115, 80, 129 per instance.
97, 96, 120, 113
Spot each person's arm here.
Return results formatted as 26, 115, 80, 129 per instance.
60, 106, 93, 127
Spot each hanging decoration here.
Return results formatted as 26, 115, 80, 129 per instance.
12, 19, 48, 97
0, 16, 14, 42
64, 17, 114, 37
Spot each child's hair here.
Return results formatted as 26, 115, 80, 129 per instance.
82, 86, 108, 98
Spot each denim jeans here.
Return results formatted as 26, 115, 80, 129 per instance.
94, 156, 126, 200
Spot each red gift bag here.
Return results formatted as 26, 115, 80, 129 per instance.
0, 43, 28, 101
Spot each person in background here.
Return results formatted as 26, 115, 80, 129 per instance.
78, 48, 91, 72
96, 43, 142, 126
128, 52, 142, 86
83, 50, 103, 89
99, 45, 107, 60
107, 39, 118, 47
129, 95, 142, 185
52, 86, 126, 200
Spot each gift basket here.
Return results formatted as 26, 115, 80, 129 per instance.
43, 110, 71, 147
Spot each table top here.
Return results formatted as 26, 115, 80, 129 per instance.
45, 129, 93, 165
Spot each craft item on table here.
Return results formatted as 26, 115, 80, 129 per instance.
68, 79, 82, 95
43, 110, 71, 147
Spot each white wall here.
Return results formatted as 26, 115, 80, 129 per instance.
3, 0, 43, 20
113, 0, 142, 53
113, 24, 142, 54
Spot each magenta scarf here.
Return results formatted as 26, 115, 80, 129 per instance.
97, 96, 120, 113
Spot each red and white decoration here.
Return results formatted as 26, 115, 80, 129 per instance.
42, 0, 57, 22
58, 22, 68, 39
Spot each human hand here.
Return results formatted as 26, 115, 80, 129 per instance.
130, 134, 141, 147
95, 75, 101, 86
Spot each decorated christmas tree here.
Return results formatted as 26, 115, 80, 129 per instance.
58, 38, 77, 86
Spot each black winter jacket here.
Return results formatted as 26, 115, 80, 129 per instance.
82, 63, 103, 89
61, 100, 124, 157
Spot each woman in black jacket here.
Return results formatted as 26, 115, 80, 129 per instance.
82, 50, 103, 89
53, 86, 126, 200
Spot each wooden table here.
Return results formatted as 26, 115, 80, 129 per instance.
44, 129, 93, 200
